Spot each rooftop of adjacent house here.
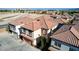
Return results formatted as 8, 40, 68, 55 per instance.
9, 14, 64, 27
61, 13, 73, 19
71, 24, 79, 33
51, 30, 79, 47
72, 20, 79, 25
70, 24, 79, 40
60, 14, 73, 23
74, 13, 79, 17
53, 24, 72, 35
22, 15, 58, 31
50, 15, 64, 24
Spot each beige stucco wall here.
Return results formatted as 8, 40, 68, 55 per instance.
15, 24, 24, 35
52, 24, 58, 30
47, 24, 58, 34
33, 29, 42, 39
32, 29, 42, 46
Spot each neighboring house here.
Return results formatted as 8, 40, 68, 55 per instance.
61, 14, 74, 23
50, 15, 64, 24
49, 30, 79, 51
52, 24, 72, 35
74, 14, 79, 20
19, 15, 59, 46
72, 20, 79, 25
48, 24, 79, 51
8, 16, 33, 37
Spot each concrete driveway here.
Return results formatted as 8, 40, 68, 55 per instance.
0, 32, 40, 51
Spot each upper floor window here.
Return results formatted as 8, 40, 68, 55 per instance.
9, 25, 16, 31
20, 28, 32, 37
25, 30, 32, 37
25, 30, 29, 35
20, 28, 25, 34
29, 31, 32, 37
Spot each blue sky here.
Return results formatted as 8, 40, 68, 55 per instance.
0, 8, 79, 10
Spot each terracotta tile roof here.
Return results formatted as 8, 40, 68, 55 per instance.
22, 15, 58, 31
53, 25, 72, 35
72, 20, 79, 25
32, 20, 42, 31
70, 24, 79, 39
22, 19, 42, 31
22, 22, 33, 31
61, 14, 72, 19
34, 16, 48, 29
50, 15, 64, 24
61, 15, 73, 23
54, 18, 64, 24
9, 15, 59, 31
43, 15, 58, 29
72, 24, 79, 32
9, 16, 33, 26
51, 30, 79, 47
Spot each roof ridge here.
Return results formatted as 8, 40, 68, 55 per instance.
53, 30, 69, 35
70, 30, 79, 40
32, 21, 34, 31
60, 18, 64, 22
42, 16, 48, 29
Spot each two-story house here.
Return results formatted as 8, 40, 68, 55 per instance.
19, 15, 59, 46
9, 15, 61, 46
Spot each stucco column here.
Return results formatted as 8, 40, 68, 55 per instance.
32, 39, 36, 46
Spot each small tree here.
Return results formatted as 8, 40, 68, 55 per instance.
40, 36, 46, 50
36, 36, 47, 50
